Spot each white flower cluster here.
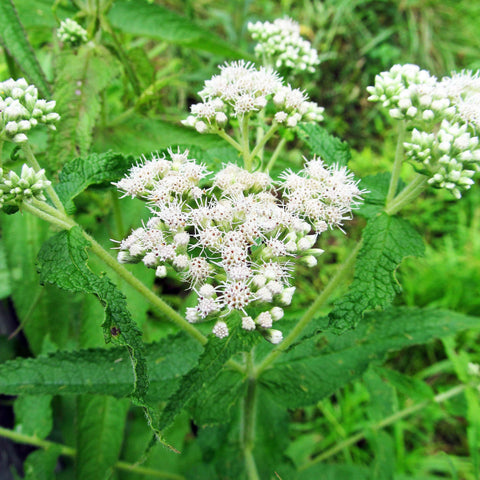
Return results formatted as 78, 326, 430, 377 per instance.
0, 78, 60, 144
405, 120, 480, 198
248, 18, 320, 74
57, 18, 88, 46
115, 149, 363, 341
182, 61, 324, 134
0, 165, 51, 208
368, 65, 480, 197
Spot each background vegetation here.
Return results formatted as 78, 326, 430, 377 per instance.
1, 0, 479, 479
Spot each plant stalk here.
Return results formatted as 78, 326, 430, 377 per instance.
22, 143, 66, 214
385, 174, 428, 215
243, 351, 260, 480
247, 122, 278, 168
0, 426, 184, 479
256, 241, 362, 377
264, 136, 286, 173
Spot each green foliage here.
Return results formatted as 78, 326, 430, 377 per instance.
13, 395, 52, 439
108, 0, 248, 59
21, 447, 61, 480
297, 123, 351, 166
329, 213, 425, 332
0, 0, 50, 95
76, 395, 130, 480
55, 151, 135, 212
159, 326, 257, 431
0, 333, 201, 399
50, 44, 121, 167
36, 227, 148, 404
261, 307, 479, 408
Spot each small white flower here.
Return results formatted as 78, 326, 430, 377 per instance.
212, 321, 229, 338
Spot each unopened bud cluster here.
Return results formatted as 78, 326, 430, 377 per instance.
57, 18, 88, 47
115, 149, 363, 341
182, 60, 324, 134
247, 18, 320, 74
368, 65, 480, 197
0, 78, 60, 144
0, 165, 51, 208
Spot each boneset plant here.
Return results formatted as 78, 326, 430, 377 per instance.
0, 10, 479, 480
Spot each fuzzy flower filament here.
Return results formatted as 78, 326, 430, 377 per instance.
114, 149, 364, 341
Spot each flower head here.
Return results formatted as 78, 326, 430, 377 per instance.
0, 78, 60, 144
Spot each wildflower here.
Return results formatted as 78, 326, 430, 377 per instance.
182, 60, 323, 135
0, 79, 60, 144
114, 151, 363, 341
248, 18, 320, 74
57, 18, 88, 47
369, 65, 480, 198
0, 165, 51, 205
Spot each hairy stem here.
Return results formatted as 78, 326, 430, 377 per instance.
22, 143, 66, 214
242, 351, 260, 480
0, 426, 184, 479
256, 242, 362, 377
247, 122, 278, 168
386, 120, 406, 205
264, 136, 286, 173
385, 174, 428, 215
241, 114, 252, 169
24, 199, 208, 345
299, 383, 468, 471
215, 128, 243, 152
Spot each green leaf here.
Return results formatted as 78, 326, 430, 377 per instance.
375, 367, 434, 402
297, 123, 351, 166
76, 395, 130, 480
55, 151, 135, 212
191, 369, 245, 427
14, 395, 52, 439
0, 333, 202, 400
50, 44, 121, 167
329, 213, 424, 333
36, 227, 147, 403
108, 0, 247, 59
260, 307, 480, 409
93, 116, 226, 155
0, 0, 50, 95
22, 447, 62, 480
357, 172, 392, 219
158, 326, 257, 431
2, 213, 81, 354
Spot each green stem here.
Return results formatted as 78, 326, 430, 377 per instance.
386, 120, 406, 205
0, 140, 4, 167
21, 202, 73, 230
247, 122, 278, 169
256, 242, 362, 377
264, 136, 286, 173
22, 143, 66, 214
0, 426, 184, 479
84, 232, 208, 345
24, 199, 208, 345
299, 383, 468, 471
243, 351, 260, 480
241, 114, 251, 169
384, 174, 428, 215
215, 128, 243, 152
